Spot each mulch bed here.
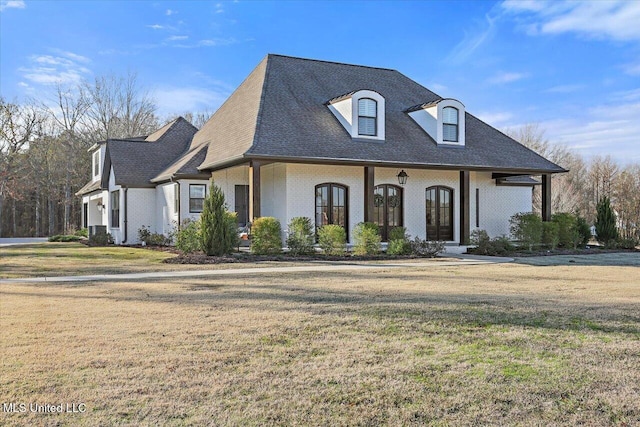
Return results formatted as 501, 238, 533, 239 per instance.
468, 246, 638, 258
163, 252, 431, 264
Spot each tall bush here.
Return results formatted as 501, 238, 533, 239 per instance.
575, 216, 591, 247
251, 217, 282, 254
595, 196, 618, 247
551, 213, 575, 248
200, 180, 237, 256
286, 217, 315, 255
176, 219, 202, 254
318, 225, 346, 255
387, 226, 412, 255
542, 221, 560, 249
352, 222, 381, 255
510, 212, 543, 251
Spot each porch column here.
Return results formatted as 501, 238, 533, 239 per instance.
542, 173, 551, 221
249, 161, 261, 221
364, 166, 375, 222
459, 170, 470, 245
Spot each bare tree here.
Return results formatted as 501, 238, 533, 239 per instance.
505, 124, 587, 215
0, 98, 45, 236
612, 164, 639, 240
82, 71, 159, 141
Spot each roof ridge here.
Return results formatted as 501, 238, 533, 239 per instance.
267, 53, 399, 73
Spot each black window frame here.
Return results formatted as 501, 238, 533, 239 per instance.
110, 190, 120, 228
442, 106, 459, 142
315, 183, 349, 239
357, 98, 377, 137
189, 184, 206, 213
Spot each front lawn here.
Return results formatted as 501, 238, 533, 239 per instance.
1, 261, 638, 425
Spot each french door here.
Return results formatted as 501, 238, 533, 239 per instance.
373, 184, 403, 241
425, 186, 453, 241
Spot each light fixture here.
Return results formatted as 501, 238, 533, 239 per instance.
96, 201, 104, 212
397, 170, 408, 185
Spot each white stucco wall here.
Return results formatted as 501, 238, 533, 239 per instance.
212, 165, 249, 214
127, 188, 157, 243
472, 171, 533, 238
156, 182, 178, 235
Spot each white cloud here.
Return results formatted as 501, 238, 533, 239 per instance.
623, 61, 640, 76
147, 24, 165, 30
446, 12, 498, 64
0, 0, 25, 12
502, 0, 640, 42
544, 84, 584, 93
153, 86, 229, 116
429, 83, 447, 94
215, 3, 224, 13
19, 51, 92, 86
476, 111, 514, 126
488, 72, 529, 84
17, 81, 28, 87
167, 35, 188, 41
198, 38, 236, 47
166, 9, 176, 16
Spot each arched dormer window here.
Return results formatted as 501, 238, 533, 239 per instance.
358, 98, 377, 136
326, 89, 385, 140
443, 107, 459, 142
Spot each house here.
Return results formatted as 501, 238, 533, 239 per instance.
77, 54, 565, 246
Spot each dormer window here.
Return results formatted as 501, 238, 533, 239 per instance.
443, 107, 459, 142
93, 151, 101, 179
358, 98, 377, 136
406, 98, 465, 147
327, 89, 385, 141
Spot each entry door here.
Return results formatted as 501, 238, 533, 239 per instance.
373, 184, 403, 241
425, 186, 453, 241
235, 185, 249, 226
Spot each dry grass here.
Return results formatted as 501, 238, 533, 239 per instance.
1, 259, 639, 425
0, 243, 311, 279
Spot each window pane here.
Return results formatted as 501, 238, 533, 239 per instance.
358, 117, 376, 136
358, 99, 376, 117
443, 124, 458, 142
190, 185, 205, 198
190, 199, 204, 213
443, 107, 458, 124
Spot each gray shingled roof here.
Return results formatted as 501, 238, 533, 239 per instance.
75, 179, 101, 196
151, 144, 209, 183
104, 117, 198, 187
196, 54, 565, 174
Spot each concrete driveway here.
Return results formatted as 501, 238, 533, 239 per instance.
0, 237, 48, 247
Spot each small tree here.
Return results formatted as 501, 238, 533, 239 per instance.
510, 212, 543, 251
318, 225, 346, 255
200, 180, 237, 256
286, 217, 315, 255
352, 222, 381, 255
595, 196, 618, 247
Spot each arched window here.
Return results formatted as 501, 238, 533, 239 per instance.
442, 107, 459, 142
358, 98, 377, 136
373, 184, 403, 241
426, 186, 453, 241
315, 183, 348, 236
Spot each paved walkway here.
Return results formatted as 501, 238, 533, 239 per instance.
0, 237, 48, 247
0, 254, 513, 284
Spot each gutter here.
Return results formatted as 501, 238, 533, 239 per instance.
171, 178, 181, 228
122, 187, 128, 244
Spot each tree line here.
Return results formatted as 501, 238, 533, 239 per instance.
0, 72, 210, 237
1, 75, 638, 240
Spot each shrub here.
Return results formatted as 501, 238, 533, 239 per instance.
74, 228, 88, 238
48, 234, 83, 242
575, 215, 592, 247
542, 221, 560, 249
286, 217, 315, 255
510, 212, 543, 251
615, 238, 638, 250
175, 219, 202, 254
410, 237, 445, 257
89, 231, 113, 246
138, 225, 172, 246
469, 229, 514, 256
200, 180, 238, 256
251, 217, 282, 255
352, 222, 381, 255
552, 213, 576, 248
595, 196, 618, 247
318, 225, 346, 255
387, 226, 412, 255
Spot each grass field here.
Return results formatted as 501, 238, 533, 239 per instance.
1, 247, 639, 426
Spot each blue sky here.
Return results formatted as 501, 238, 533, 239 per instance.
1, 0, 639, 164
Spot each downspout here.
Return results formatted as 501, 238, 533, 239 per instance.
122, 187, 128, 244
171, 177, 181, 229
